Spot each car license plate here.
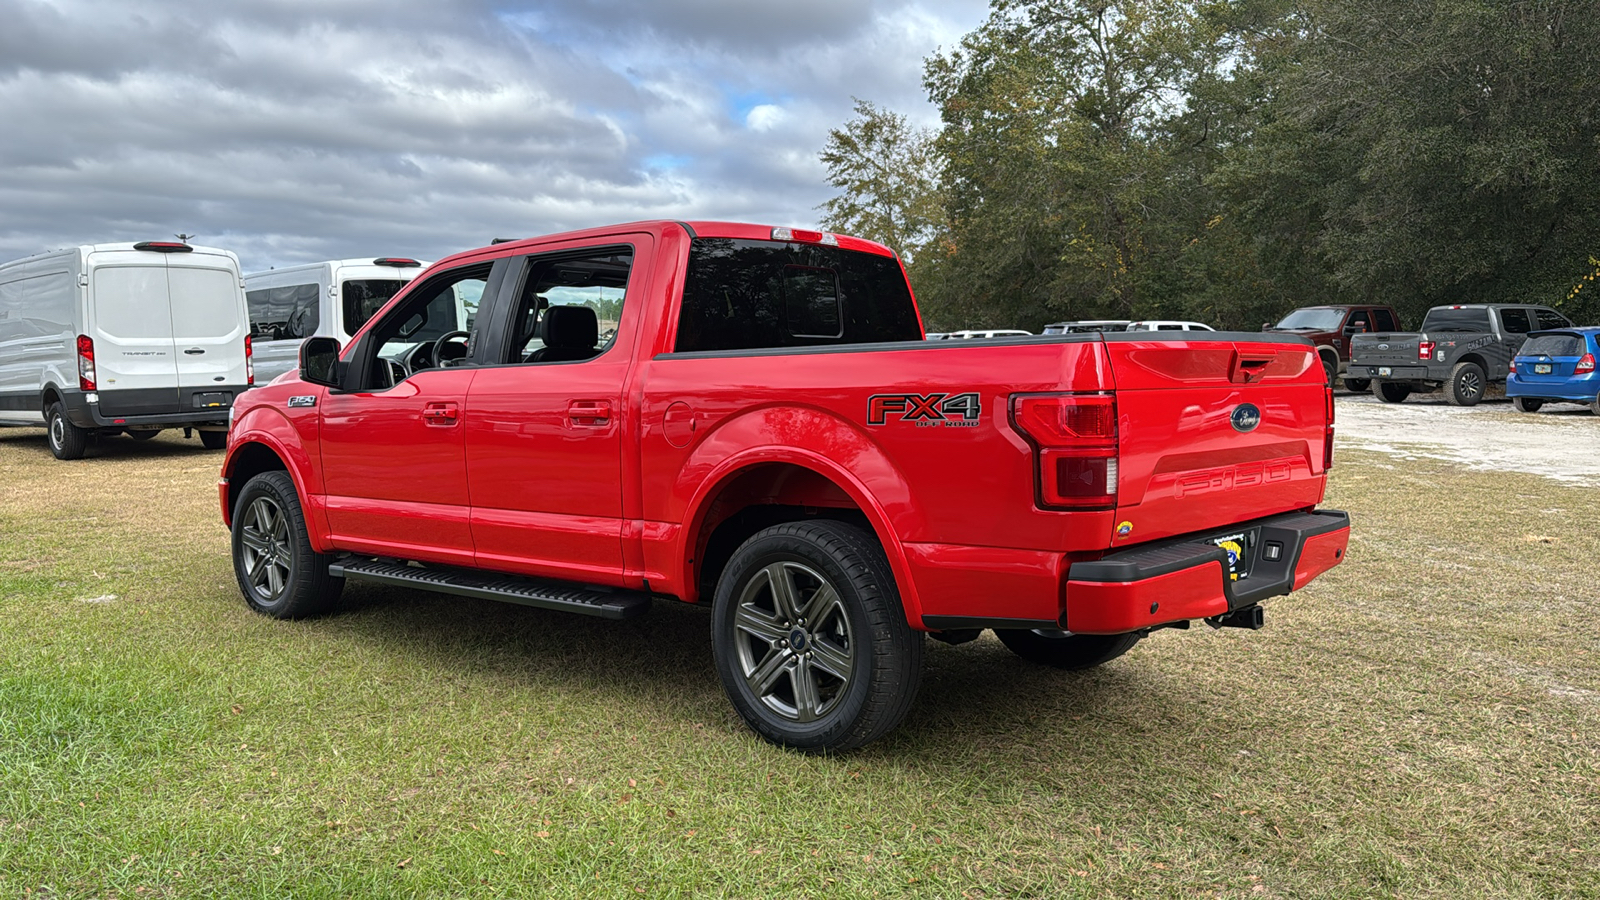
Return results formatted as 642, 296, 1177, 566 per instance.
1378, 366, 1391, 377
1212, 533, 1248, 582
1534, 363, 1552, 374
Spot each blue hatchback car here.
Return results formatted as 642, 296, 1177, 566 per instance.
1506, 327, 1600, 415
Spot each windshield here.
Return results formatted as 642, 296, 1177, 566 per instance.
1273, 308, 1343, 330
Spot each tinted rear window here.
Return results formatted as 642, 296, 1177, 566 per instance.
674, 239, 921, 352
1519, 334, 1584, 357
1499, 308, 1533, 334
1534, 308, 1572, 329
1421, 307, 1492, 333
246, 283, 319, 340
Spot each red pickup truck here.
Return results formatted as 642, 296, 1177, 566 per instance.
219, 220, 1349, 751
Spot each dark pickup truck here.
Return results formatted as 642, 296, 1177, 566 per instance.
1349, 304, 1573, 405
1264, 305, 1401, 390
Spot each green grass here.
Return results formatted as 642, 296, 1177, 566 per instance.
1, 426, 1597, 898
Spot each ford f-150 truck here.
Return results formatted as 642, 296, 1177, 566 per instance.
1262, 304, 1401, 391
1348, 303, 1572, 405
219, 220, 1350, 751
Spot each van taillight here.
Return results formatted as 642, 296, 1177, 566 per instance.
1010, 394, 1118, 509
77, 334, 96, 391
1418, 341, 1435, 360
1577, 353, 1596, 375
245, 334, 254, 385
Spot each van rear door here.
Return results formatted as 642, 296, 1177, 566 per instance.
90, 255, 180, 413
168, 257, 248, 391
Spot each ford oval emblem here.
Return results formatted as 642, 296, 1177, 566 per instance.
1378, 343, 1390, 350
1231, 403, 1261, 433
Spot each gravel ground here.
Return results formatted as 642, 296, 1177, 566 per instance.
1336, 390, 1600, 486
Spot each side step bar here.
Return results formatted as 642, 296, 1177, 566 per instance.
329, 557, 651, 620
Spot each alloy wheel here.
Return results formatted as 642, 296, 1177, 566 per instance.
732, 561, 855, 723
239, 496, 293, 601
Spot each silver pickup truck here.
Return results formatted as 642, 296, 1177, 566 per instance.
1348, 304, 1572, 405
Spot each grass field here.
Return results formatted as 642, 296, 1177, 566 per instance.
2, 426, 1596, 898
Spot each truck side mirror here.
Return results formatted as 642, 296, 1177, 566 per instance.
300, 336, 343, 388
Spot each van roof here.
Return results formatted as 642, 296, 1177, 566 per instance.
242, 257, 434, 279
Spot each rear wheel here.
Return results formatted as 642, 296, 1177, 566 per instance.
1320, 354, 1337, 385
1512, 397, 1543, 413
995, 629, 1141, 670
1592, 394, 1600, 417
46, 401, 89, 460
231, 471, 343, 619
1375, 381, 1411, 403
1343, 377, 1371, 393
200, 430, 228, 450
1445, 361, 1485, 406
711, 520, 922, 753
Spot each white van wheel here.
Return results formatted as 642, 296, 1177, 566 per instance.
47, 402, 89, 460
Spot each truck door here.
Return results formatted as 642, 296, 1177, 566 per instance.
1495, 308, 1534, 378
463, 240, 645, 585
317, 261, 497, 566
88, 256, 180, 414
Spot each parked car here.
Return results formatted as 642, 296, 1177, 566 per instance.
244, 257, 432, 384
1348, 304, 1572, 405
0, 241, 252, 458
942, 329, 1033, 339
1263, 305, 1401, 390
220, 220, 1348, 752
1126, 320, 1215, 332
1506, 327, 1600, 415
1042, 320, 1131, 334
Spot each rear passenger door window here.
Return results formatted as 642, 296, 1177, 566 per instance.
1534, 308, 1572, 330
1499, 308, 1533, 334
495, 248, 632, 365
1373, 309, 1398, 332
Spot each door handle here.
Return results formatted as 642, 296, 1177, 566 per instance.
422, 401, 460, 426
568, 400, 613, 426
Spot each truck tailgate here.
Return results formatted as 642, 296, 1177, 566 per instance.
1103, 336, 1331, 547
1349, 333, 1422, 365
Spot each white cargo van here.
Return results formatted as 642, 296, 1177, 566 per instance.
243, 257, 429, 383
0, 241, 252, 459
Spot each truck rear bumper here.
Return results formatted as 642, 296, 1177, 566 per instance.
1063, 509, 1350, 634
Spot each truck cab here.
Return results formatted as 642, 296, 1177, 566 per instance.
1263, 305, 1401, 390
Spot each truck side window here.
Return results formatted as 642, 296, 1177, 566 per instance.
675, 238, 921, 352
359, 264, 489, 388
1534, 308, 1572, 330
500, 247, 632, 364
246, 283, 319, 340
1347, 311, 1370, 332
1499, 308, 1533, 334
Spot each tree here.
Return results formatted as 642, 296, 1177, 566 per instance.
817, 100, 945, 266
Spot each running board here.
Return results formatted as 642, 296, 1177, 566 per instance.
329, 557, 651, 620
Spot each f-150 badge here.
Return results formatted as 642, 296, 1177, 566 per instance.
287, 396, 317, 408
868, 392, 981, 428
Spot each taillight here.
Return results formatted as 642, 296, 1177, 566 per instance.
1508, 359, 1517, 374
1418, 341, 1435, 360
1577, 353, 1596, 375
1010, 393, 1118, 509
245, 334, 254, 385
1323, 381, 1335, 472
76, 334, 96, 391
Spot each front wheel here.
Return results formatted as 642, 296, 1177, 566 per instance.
46, 401, 89, 460
1512, 397, 1543, 413
231, 471, 343, 619
1445, 362, 1485, 406
711, 520, 922, 753
1375, 381, 1411, 403
1343, 378, 1371, 393
995, 629, 1141, 670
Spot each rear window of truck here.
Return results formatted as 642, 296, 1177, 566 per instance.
1421, 307, 1492, 333
674, 239, 922, 352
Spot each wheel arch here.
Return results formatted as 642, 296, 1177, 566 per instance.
220, 407, 328, 547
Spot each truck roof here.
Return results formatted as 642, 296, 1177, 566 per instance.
433, 221, 899, 271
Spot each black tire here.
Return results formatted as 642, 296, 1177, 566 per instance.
200, 430, 228, 450
46, 401, 89, 460
1512, 397, 1543, 413
711, 520, 922, 753
127, 430, 160, 441
994, 628, 1142, 670
1343, 377, 1371, 393
1445, 361, 1485, 406
231, 471, 343, 619
1320, 354, 1337, 385
1375, 381, 1411, 403
1592, 394, 1600, 417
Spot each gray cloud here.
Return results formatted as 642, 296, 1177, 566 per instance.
0, 0, 987, 270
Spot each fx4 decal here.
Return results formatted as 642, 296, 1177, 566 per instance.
867, 392, 981, 428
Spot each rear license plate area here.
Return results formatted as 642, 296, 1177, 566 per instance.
193, 392, 233, 409
1210, 529, 1260, 582
1534, 364, 1552, 374
1377, 366, 1392, 377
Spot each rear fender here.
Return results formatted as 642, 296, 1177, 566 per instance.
672, 405, 923, 621
221, 406, 330, 550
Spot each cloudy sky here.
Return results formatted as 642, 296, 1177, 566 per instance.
0, 0, 988, 272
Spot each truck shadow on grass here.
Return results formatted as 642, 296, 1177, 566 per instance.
1, 428, 224, 460
315, 581, 1210, 771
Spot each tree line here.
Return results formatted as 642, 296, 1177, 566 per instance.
819, 0, 1600, 332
